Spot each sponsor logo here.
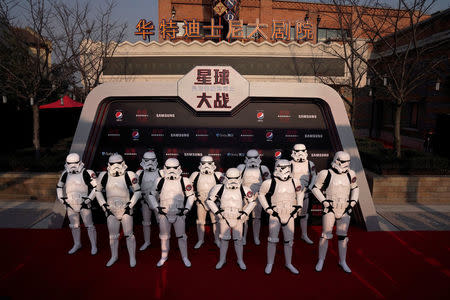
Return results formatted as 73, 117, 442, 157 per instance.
114, 110, 124, 122
311, 153, 329, 157
101, 151, 116, 156
226, 152, 245, 157
196, 129, 209, 142
277, 110, 291, 122
124, 148, 138, 159
107, 129, 120, 138
285, 129, 299, 142
208, 149, 222, 157
305, 134, 323, 138
170, 133, 190, 138
216, 133, 234, 138
183, 152, 203, 157
132, 177, 138, 184
257, 112, 264, 120
156, 113, 175, 118
131, 130, 140, 140
265, 131, 273, 141
298, 114, 317, 119
136, 109, 149, 122
274, 151, 282, 159
185, 184, 193, 191
165, 148, 179, 157
246, 191, 253, 198
240, 129, 254, 142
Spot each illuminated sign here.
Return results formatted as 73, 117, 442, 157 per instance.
177, 66, 249, 112
135, 18, 315, 42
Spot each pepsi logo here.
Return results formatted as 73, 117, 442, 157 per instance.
115, 111, 123, 120
275, 151, 282, 159
132, 130, 140, 139
257, 112, 264, 120
266, 131, 273, 140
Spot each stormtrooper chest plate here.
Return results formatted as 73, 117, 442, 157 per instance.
291, 161, 310, 186
141, 171, 159, 193
65, 173, 88, 206
272, 181, 296, 217
106, 176, 130, 209
160, 180, 185, 214
220, 188, 243, 219
196, 174, 216, 200
326, 172, 351, 213
242, 168, 262, 193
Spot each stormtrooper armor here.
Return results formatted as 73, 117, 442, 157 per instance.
96, 154, 141, 267
237, 149, 271, 245
311, 151, 359, 273
135, 151, 160, 251
290, 144, 317, 244
258, 159, 304, 274
56, 153, 98, 255
189, 156, 223, 249
206, 168, 256, 271
147, 158, 196, 268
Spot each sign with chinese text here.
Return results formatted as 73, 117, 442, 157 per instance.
178, 66, 249, 112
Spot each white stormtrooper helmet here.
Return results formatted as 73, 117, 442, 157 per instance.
199, 155, 216, 175
331, 151, 351, 174
274, 159, 292, 181
140, 151, 158, 171
164, 158, 182, 180
224, 168, 241, 189
65, 153, 84, 174
244, 149, 261, 168
291, 144, 308, 162
107, 154, 127, 177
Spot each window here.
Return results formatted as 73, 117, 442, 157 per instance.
317, 28, 348, 42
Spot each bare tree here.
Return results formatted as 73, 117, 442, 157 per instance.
353, 0, 445, 158
313, 0, 374, 128
0, 0, 126, 158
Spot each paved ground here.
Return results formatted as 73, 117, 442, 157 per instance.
1, 200, 449, 231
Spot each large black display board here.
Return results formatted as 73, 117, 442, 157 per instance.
88, 97, 341, 175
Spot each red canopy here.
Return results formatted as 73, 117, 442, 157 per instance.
39, 95, 83, 109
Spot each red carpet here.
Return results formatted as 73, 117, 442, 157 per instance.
0, 225, 449, 299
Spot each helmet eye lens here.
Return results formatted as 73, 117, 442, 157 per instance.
227, 176, 240, 179
201, 162, 212, 165
109, 162, 122, 166
67, 161, 79, 165
144, 158, 155, 162
279, 166, 289, 170
165, 166, 178, 170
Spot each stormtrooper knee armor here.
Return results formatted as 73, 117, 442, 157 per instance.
259, 159, 304, 274
189, 156, 223, 249
311, 151, 359, 273
96, 154, 141, 267
136, 151, 161, 251
237, 149, 271, 245
206, 168, 257, 271
56, 153, 98, 255
147, 158, 196, 268
290, 144, 317, 245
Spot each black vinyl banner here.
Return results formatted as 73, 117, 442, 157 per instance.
90, 97, 340, 174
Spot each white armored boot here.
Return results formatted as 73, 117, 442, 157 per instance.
140, 224, 151, 251
284, 242, 299, 274
213, 223, 220, 247
253, 219, 261, 245
87, 225, 98, 255
265, 242, 277, 274
106, 236, 119, 267
300, 214, 313, 244
178, 236, 191, 267
194, 224, 205, 249
235, 240, 246, 270
315, 238, 328, 272
338, 237, 351, 273
216, 239, 229, 269
68, 227, 82, 254
127, 234, 137, 267
242, 222, 248, 246
157, 238, 170, 267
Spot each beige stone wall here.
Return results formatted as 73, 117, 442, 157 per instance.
0, 172, 59, 202
366, 171, 450, 204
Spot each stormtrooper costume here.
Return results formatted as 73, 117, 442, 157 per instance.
237, 149, 271, 245
206, 168, 256, 270
56, 153, 98, 255
189, 156, 223, 249
96, 154, 141, 267
136, 151, 161, 251
147, 158, 196, 268
259, 159, 304, 275
311, 151, 359, 273
290, 144, 317, 244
